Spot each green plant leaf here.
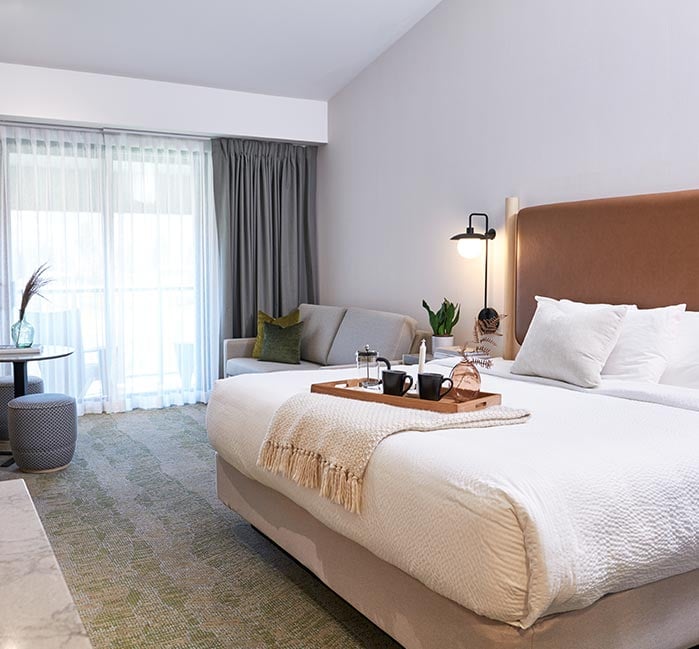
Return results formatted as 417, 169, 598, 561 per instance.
436, 302, 446, 334
423, 299, 439, 334
424, 298, 461, 335
452, 305, 461, 329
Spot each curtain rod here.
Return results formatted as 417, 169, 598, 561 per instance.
0, 119, 211, 142
0, 119, 315, 147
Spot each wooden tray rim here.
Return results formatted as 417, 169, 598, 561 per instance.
310, 378, 502, 413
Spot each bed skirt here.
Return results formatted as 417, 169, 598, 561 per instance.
216, 454, 699, 649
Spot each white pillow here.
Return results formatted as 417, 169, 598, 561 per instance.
542, 297, 686, 382
660, 311, 699, 388
603, 304, 685, 381
511, 298, 627, 388
558, 298, 635, 311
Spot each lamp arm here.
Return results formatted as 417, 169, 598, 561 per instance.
468, 212, 489, 233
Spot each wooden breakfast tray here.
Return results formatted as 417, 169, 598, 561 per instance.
310, 378, 501, 413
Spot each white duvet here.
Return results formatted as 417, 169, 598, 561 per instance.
206, 359, 699, 628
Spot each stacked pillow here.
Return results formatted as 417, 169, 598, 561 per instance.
660, 311, 699, 388
511, 297, 686, 388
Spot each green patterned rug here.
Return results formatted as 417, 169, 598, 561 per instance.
0, 405, 398, 649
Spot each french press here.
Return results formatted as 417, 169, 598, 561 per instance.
356, 344, 392, 388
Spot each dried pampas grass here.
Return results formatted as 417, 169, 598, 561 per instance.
18, 263, 52, 320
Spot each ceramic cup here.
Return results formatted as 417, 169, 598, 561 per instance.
382, 370, 414, 396
418, 372, 454, 401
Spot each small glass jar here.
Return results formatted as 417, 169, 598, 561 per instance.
450, 360, 481, 402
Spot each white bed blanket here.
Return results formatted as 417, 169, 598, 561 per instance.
206, 360, 699, 628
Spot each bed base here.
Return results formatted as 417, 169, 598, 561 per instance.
216, 455, 699, 649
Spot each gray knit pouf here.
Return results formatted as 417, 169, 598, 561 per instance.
8, 393, 77, 473
0, 375, 44, 441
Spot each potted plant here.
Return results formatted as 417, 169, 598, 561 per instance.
422, 298, 460, 352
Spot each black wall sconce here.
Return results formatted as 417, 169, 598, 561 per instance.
450, 212, 500, 333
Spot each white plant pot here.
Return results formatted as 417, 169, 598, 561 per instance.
431, 335, 454, 353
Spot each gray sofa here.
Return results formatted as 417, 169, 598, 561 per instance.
224, 303, 424, 377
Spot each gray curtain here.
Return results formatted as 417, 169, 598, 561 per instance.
212, 138, 318, 347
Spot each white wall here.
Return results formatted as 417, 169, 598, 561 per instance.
317, 0, 699, 344
0, 63, 327, 143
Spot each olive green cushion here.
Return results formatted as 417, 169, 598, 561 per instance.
252, 308, 300, 358
258, 321, 304, 364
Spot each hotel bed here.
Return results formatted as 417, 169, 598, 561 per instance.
206, 189, 699, 649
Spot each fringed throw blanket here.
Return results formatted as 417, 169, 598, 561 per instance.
257, 392, 530, 514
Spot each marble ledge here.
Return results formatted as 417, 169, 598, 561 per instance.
0, 479, 92, 649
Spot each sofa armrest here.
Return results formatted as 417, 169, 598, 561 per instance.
410, 329, 433, 353
223, 337, 256, 363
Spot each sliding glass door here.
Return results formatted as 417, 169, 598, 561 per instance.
0, 126, 218, 414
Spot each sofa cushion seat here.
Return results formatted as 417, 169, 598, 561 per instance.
326, 307, 418, 366
226, 356, 320, 377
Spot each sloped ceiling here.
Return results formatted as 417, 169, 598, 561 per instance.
0, 0, 444, 99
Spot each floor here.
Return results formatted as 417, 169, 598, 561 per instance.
0, 405, 399, 649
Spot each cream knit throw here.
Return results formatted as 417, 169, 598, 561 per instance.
258, 392, 530, 514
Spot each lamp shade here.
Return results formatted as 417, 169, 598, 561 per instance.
450, 214, 496, 251
456, 238, 482, 259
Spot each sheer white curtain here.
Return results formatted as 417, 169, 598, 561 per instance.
0, 125, 219, 414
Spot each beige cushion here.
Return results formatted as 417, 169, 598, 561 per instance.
298, 304, 347, 365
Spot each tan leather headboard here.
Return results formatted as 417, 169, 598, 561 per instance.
515, 189, 699, 343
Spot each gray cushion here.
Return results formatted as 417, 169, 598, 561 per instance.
326, 307, 418, 366
226, 356, 321, 377
298, 303, 347, 365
